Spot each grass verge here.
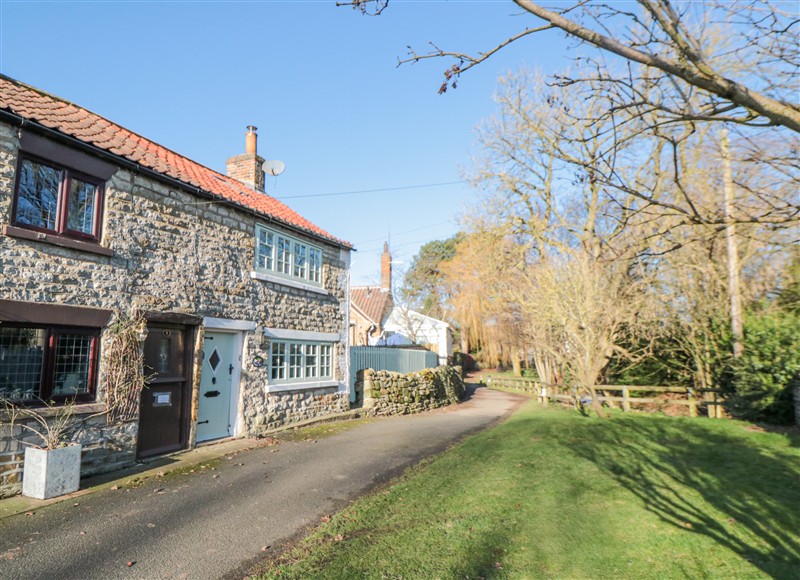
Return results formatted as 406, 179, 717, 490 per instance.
255, 402, 800, 579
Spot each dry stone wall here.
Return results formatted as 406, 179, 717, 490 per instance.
0, 122, 350, 496
359, 366, 464, 416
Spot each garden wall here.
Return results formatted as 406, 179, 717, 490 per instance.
358, 366, 464, 416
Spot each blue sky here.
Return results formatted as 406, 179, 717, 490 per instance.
0, 0, 571, 285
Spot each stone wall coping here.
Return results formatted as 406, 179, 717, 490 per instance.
249, 270, 329, 295
266, 379, 339, 394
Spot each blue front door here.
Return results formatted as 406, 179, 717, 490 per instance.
197, 332, 235, 442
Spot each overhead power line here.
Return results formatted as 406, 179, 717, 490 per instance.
354, 220, 454, 246
274, 180, 464, 200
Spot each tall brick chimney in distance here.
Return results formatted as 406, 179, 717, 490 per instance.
381, 242, 392, 291
226, 125, 265, 192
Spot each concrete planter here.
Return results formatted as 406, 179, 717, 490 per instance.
22, 444, 82, 500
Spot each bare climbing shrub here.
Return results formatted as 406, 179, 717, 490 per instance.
104, 311, 150, 423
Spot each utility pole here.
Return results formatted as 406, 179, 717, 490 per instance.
721, 128, 744, 358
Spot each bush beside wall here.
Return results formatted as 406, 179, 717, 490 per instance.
358, 366, 464, 417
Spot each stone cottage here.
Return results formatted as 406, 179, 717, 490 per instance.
0, 74, 353, 497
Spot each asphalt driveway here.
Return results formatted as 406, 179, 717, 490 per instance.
0, 383, 525, 579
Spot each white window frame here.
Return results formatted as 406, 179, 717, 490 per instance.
255, 225, 323, 287
268, 339, 335, 386
308, 247, 322, 283
256, 228, 274, 271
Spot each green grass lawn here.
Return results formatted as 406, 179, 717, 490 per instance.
256, 402, 800, 579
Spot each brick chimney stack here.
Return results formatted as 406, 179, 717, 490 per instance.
381, 242, 392, 291
226, 125, 265, 192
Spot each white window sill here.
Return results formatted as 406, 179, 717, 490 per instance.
266, 379, 338, 394
250, 271, 328, 295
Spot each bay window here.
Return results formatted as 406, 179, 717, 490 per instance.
255, 225, 323, 286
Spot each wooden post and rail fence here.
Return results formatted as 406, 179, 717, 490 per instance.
484, 376, 725, 418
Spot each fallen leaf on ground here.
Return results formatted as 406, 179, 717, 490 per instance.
320, 515, 330, 522
110, 485, 119, 491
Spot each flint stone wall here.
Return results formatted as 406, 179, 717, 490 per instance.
358, 366, 464, 416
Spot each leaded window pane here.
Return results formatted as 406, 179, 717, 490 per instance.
0, 327, 45, 401
66, 178, 98, 235
53, 334, 92, 396
16, 159, 60, 231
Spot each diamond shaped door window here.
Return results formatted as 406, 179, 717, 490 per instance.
208, 348, 221, 374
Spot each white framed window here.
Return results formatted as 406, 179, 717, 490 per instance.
255, 225, 323, 286
309, 248, 322, 283
293, 242, 307, 279
320, 344, 332, 377
257, 228, 274, 271
276, 235, 291, 275
305, 344, 318, 378
270, 342, 286, 381
269, 340, 334, 384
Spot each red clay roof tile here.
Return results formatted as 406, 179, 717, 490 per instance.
351, 286, 392, 325
0, 74, 350, 248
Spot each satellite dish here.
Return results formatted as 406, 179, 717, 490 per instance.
263, 159, 285, 177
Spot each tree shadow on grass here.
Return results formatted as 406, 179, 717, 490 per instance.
565, 415, 800, 578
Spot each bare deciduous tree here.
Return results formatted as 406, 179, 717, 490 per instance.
341, 0, 800, 132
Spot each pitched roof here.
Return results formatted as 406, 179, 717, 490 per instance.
351, 286, 392, 326
0, 74, 351, 248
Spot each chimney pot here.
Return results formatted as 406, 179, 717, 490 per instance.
381, 242, 392, 291
246, 126, 258, 154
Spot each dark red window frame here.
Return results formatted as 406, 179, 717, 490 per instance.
0, 324, 99, 406
11, 154, 105, 243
